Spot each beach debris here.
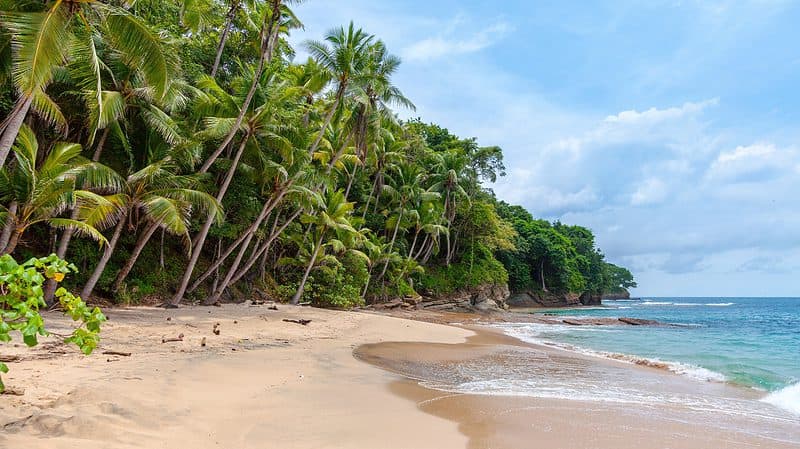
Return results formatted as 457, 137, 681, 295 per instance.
102, 351, 131, 357
251, 299, 266, 306
268, 305, 278, 310
213, 322, 221, 335
166, 317, 172, 321
161, 333, 184, 343
106, 357, 120, 362
283, 319, 312, 326
0, 387, 24, 396
0, 355, 21, 363
297, 301, 311, 306
233, 320, 238, 324
201, 337, 207, 347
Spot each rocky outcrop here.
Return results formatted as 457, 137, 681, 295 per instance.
507, 291, 582, 308
602, 290, 631, 300
579, 292, 602, 306
418, 284, 510, 312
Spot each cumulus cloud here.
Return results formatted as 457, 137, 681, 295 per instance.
402, 21, 513, 61
604, 98, 719, 125
705, 143, 797, 183
630, 178, 668, 206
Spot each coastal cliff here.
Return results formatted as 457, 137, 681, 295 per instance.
418, 284, 511, 312
506, 291, 601, 308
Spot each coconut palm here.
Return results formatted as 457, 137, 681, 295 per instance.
304, 22, 373, 156
0, 0, 173, 168
0, 125, 124, 255
290, 189, 357, 304
80, 156, 222, 299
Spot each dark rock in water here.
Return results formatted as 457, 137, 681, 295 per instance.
579, 292, 602, 306
507, 291, 582, 308
418, 284, 510, 312
618, 317, 659, 326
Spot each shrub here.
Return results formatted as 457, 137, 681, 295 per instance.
0, 254, 105, 392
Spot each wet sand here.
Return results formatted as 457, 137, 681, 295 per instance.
357, 326, 800, 449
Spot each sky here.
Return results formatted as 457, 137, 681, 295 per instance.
290, 0, 800, 297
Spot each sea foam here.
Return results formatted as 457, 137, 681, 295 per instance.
762, 383, 800, 415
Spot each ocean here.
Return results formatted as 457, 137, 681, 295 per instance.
489, 297, 799, 418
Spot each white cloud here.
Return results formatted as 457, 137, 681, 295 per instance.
604, 98, 719, 124
631, 178, 668, 206
706, 143, 797, 182
402, 22, 513, 61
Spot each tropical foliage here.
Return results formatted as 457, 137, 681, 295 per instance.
0, 0, 634, 310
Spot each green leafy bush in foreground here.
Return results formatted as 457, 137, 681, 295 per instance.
0, 255, 105, 392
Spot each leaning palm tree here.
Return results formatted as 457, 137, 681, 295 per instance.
290, 189, 358, 304
0, 0, 173, 168
80, 157, 222, 300
304, 22, 373, 156
0, 125, 124, 255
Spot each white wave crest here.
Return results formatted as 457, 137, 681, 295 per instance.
705, 302, 735, 306
762, 383, 800, 415
641, 301, 673, 305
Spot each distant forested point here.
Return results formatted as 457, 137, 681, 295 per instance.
0, 0, 634, 308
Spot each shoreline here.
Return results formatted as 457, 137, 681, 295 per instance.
1, 304, 798, 448
357, 323, 800, 449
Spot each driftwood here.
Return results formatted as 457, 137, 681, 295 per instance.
213, 323, 221, 335
1, 387, 24, 396
0, 355, 21, 363
201, 337, 207, 347
282, 319, 311, 326
102, 351, 131, 357
161, 333, 184, 343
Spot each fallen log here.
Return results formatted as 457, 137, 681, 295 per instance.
162, 333, 184, 343
102, 351, 131, 357
283, 319, 311, 326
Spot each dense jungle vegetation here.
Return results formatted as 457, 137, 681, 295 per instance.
0, 0, 635, 309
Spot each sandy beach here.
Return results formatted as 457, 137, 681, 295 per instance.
1, 304, 798, 449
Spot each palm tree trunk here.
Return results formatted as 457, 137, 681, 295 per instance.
198, 1, 282, 173
0, 201, 18, 252
412, 234, 429, 261
0, 96, 33, 169
211, 238, 222, 293
91, 127, 111, 162
204, 191, 287, 304
171, 134, 249, 305
344, 165, 358, 200
361, 176, 379, 221
187, 186, 285, 294
408, 229, 421, 258
1, 228, 21, 255
361, 265, 373, 299
210, 0, 239, 77
81, 216, 126, 300
540, 259, 547, 292
112, 221, 160, 292
377, 210, 403, 281
308, 87, 343, 157
291, 230, 326, 305
228, 208, 302, 286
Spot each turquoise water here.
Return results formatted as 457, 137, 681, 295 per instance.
528, 297, 799, 390
507, 297, 799, 415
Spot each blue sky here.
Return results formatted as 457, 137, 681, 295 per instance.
291, 0, 800, 296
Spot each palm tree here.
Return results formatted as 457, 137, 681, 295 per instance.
304, 22, 373, 157
80, 157, 222, 300
428, 151, 470, 264
375, 163, 438, 282
170, 1, 299, 306
290, 189, 357, 304
0, 0, 173, 168
0, 125, 124, 255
